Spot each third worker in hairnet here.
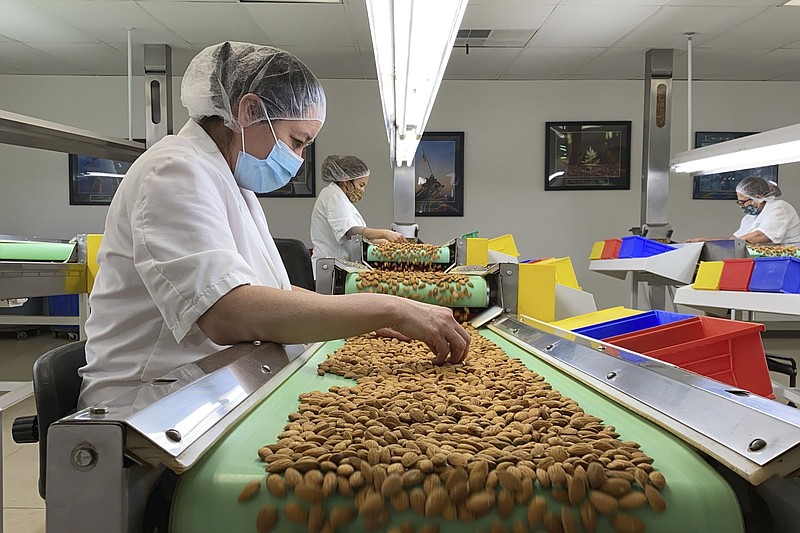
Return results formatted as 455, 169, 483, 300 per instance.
686, 176, 800, 244
310, 155, 405, 275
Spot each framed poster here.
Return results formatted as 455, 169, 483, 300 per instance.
545, 121, 632, 191
257, 143, 316, 198
692, 132, 778, 200
414, 131, 464, 217
69, 153, 134, 205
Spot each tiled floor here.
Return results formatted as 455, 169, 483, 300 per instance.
1, 333, 70, 533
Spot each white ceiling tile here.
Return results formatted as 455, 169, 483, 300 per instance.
462, 2, 555, 30
31, 0, 188, 45
672, 48, 772, 80
138, 2, 270, 45
445, 48, 521, 80
0, 0, 97, 43
732, 48, 800, 81
663, 0, 775, 5
571, 48, 647, 80
531, 4, 661, 47
279, 46, 364, 79
701, 7, 800, 49
615, 5, 765, 48
0, 34, 14, 42
503, 47, 605, 80
27, 42, 128, 74
0, 41, 88, 74
244, 4, 353, 47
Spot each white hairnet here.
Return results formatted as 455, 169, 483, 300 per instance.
736, 176, 782, 203
181, 42, 326, 131
321, 155, 370, 182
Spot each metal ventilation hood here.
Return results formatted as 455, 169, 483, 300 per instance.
0, 109, 145, 162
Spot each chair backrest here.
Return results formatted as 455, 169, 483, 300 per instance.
274, 238, 315, 291
32, 340, 87, 498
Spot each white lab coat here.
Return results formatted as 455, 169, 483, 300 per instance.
310, 182, 366, 276
78, 120, 292, 408
733, 198, 800, 244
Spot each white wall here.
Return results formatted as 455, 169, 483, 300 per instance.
2, 75, 800, 308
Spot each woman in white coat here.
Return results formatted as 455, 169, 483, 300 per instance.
78, 42, 470, 408
686, 176, 800, 244
310, 155, 404, 275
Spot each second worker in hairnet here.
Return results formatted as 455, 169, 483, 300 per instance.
310, 155, 405, 276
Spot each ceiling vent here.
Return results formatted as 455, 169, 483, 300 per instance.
455, 29, 535, 48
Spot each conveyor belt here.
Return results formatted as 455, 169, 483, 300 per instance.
170, 330, 744, 533
344, 272, 489, 308
366, 244, 451, 264
0, 241, 75, 262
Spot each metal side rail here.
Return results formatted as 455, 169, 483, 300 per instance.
488, 315, 800, 486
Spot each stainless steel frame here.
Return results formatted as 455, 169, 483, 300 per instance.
144, 44, 173, 148
640, 49, 674, 240
45, 341, 320, 532
0, 109, 144, 163
488, 315, 800, 484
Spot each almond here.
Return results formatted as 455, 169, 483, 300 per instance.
237, 479, 261, 502
255, 505, 277, 533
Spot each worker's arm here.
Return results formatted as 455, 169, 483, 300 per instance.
361, 227, 406, 242
737, 230, 772, 244
197, 285, 470, 363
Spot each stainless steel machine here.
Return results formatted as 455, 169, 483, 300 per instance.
37, 314, 800, 532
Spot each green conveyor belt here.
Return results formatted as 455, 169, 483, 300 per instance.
366, 244, 451, 264
0, 241, 75, 261
170, 331, 744, 533
344, 272, 489, 307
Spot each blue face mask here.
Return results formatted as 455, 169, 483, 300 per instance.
742, 204, 760, 216
234, 116, 303, 193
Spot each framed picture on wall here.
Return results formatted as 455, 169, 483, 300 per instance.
414, 131, 464, 217
545, 121, 632, 191
69, 153, 135, 205
692, 132, 778, 200
257, 143, 316, 198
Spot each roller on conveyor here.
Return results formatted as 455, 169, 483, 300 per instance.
346, 235, 482, 271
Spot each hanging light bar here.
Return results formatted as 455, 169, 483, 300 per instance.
366, 0, 468, 166
671, 122, 800, 174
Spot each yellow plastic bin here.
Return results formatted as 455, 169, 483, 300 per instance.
518, 262, 556, 322
694, 261, 725, 290
537, 257, 581, 290
589, 241, 605, 260
488, 234, 519, 257
550, 306, 645, 331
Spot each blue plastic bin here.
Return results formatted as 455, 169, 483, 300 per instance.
617, 236, 676, 259
573, 310, 694, 340
748, 257, 800, 294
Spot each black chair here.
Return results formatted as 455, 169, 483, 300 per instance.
274, 238, 315, 291
766, 353, 797, 388
12, 340, 87, 499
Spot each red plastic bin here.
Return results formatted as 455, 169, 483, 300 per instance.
604, 316, 773, 398
719, 258, 755, 292
600, 239, 622, 259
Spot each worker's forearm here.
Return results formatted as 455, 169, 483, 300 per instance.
198, 284, 400, 345
361, 227, 384, 240
739, 230, 771, 244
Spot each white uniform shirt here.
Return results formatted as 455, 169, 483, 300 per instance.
78, 120, 291, 408
733, 198, 800, 244
310, 182, 366, 275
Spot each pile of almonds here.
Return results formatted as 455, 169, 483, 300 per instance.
370, 242, 445, 265
354, 271, 476, 308
239, 327, 667, 533
747, 244, 799, 257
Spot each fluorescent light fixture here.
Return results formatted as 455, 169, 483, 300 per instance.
782, 0, 800, 6
367, 0, 468, 166
670, 123, 800, 174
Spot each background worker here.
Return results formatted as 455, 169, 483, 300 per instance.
686, 176, 800, 244
310, 154, 405, 275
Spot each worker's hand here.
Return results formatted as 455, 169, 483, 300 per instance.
375, 327, 412, 341
378, 230, 406, 243
390, 299, 471, 364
